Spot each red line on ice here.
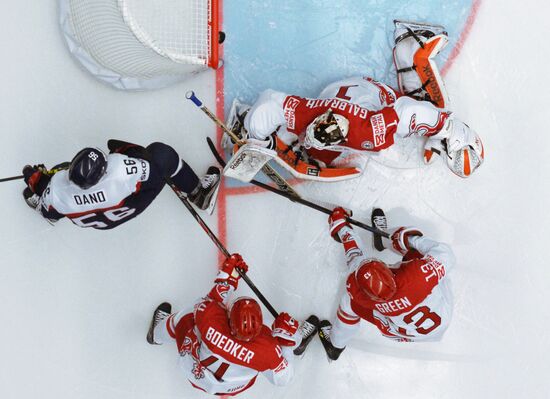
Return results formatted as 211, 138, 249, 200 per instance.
442, 0, 482, 76
212, 4, 481, 396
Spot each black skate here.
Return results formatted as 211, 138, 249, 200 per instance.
371, 208, 387, 252
147, 302, 172, 345
293, 315, 320, 356
188, 166, 221, 213
318, 320, 345, 361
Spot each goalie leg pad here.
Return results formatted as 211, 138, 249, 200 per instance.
393, 20, 450, 109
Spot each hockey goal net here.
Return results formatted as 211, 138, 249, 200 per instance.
59, 0, 222, 90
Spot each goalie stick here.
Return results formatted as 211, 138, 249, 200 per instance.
206, 137, 389, 238
186, 91, 302, 200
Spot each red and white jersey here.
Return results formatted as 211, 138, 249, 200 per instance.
40, 154, 150, 228
165, 276, 294, 396
340, 227, 455, 342
245, 76, 451, 153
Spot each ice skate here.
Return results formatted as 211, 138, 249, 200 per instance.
318, 320, 345, 361
293, 315, 320, 356
147, 302, 172, 345
189, 166, 222, 212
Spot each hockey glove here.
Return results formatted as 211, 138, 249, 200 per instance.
390, 227, 423, 255
221, 253, 248, 278
22, 164, 51, 196
329, 207, 351, 242
272, 312, 300, 347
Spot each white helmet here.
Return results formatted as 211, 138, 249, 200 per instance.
444, 118, 485, 178
304, 109, 349, 149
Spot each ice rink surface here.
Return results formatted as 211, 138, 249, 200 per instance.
1, 1, 549, 398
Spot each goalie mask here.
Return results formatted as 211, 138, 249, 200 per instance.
304, 109, 349, 149
444, 119, 485, 178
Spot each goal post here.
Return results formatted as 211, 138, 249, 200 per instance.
59, 0, 223, 90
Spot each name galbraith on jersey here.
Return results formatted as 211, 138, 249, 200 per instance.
305, 98, 370, 119
204, 327, 255, 364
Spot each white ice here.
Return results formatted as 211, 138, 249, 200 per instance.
1, 1, 549, 399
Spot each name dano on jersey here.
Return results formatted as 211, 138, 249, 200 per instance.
73, 190, 107, 205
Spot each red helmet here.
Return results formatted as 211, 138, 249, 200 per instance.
355, 260, 397, 302
228, 297, 263, 341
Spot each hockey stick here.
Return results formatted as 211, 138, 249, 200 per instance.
2, 163, 72, 184
106, 139, 279, 317
0, 175, 24, 183
186, 91, 302, 200
207, 137, 389, 238
166, 178, 279, 318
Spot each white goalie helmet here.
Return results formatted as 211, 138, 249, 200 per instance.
304, 109, 350, 149
443, 118, 485, 178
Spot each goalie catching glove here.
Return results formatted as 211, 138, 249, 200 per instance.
424, 118, 485, 178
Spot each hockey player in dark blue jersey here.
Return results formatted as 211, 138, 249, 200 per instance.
22, 140, 221, 230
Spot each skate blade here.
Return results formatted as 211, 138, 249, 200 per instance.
205, 180, 222, 215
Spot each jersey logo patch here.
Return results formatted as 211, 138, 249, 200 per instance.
409, 112, 449, 137
370, 114, 387, 147
284, 97, 300, 130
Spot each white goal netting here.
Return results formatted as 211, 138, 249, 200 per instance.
59, 0, 220, 90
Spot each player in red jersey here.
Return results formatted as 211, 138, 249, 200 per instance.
297, 207, 456, 361
146, 254, 303, 395
229, 21, 484, 179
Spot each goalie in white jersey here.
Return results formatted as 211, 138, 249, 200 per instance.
295, 207, 455, 361
22, 141, 220, 229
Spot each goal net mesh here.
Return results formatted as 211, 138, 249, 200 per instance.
60, 0, 218, 88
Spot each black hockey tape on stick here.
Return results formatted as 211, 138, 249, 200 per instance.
207, 137, 389, 238
0, 175, 24, 183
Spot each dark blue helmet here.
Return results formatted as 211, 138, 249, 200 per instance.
68, 148, 107, 189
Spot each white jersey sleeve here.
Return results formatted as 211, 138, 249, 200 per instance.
261, 346, 295, 386
409, 235, 456, 275
318, 76, 398, 110
394, 96, 452, 138
244, 89, 288, 141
